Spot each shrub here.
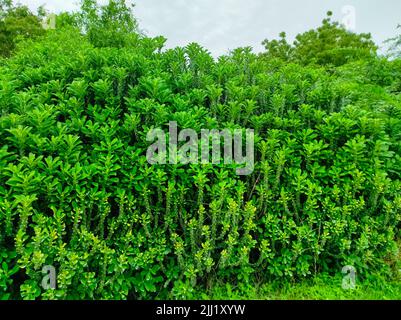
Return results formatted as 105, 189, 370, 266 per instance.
0, 6, 401, 300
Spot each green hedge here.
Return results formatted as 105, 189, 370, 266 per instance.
0, 28, 401, 299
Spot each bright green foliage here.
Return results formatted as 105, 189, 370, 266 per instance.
0, 3, 401, 300
192, 274, 401, 300
0, 1, 45, 57
263, 12, 377, 67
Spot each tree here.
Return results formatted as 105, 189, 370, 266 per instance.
386, 24, 401, 58
0, 0, 12, 17
262, 11, 377, 67
55, 11, 80, 30
261, 31, 294, 61
0, 1, 45, 57
78, 0, 140, 48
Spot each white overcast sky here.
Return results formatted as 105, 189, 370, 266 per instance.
18, 0, 401, 56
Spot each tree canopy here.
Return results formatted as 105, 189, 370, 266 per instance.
0, 0, 45, 57
77, 0, 140, 48
262, 12, 377, 67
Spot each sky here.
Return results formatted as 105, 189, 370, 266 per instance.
18, 0, 401, 57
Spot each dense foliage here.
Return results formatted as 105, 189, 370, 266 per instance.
0, 1, 401, 300
262, 11, 377, 67
0, 0, 45, 57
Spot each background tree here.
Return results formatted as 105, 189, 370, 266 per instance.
262, 11, 377, 67
386, 24, 401, 58
261, 31, 294, 61
0, 0, 45, 57
78, 0, 140, 48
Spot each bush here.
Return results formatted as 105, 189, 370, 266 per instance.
0, 7, 401, 300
